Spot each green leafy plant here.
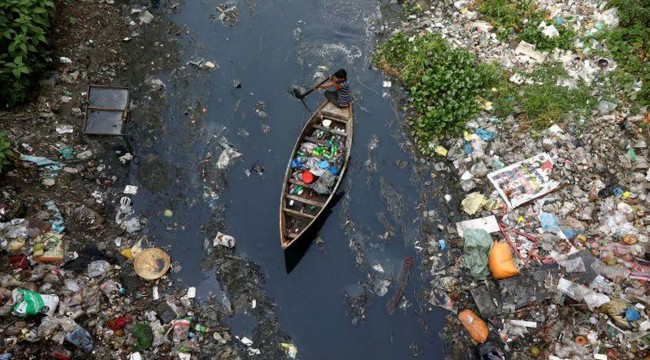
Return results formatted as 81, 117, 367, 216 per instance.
0, 132, 15, 173
0, 0, 55, 108
373, 32, 500, 154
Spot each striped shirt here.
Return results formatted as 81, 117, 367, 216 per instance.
336, 80, 351, 107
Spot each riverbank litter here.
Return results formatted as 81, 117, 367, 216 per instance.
388, 0, 650, 358
1, 0, 295, 358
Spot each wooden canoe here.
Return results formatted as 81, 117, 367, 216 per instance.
279, 101, 354, 249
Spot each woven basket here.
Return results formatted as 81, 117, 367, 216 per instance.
133, 248, 171, 280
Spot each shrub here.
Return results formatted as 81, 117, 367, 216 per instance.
373, 32, 500, 154
0, 0, 55, 108
0, 131, 15, 174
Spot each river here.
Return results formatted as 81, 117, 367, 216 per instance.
130, 0, 450, 358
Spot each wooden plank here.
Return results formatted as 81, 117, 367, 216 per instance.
312, 124, 347, 137
283, 208, 315, 219
286, 194, 325, 207
304, 136, 326, 145
322, 102, 350, 120
322, 109, 349, 121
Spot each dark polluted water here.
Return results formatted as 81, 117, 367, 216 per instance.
129, 0, 454, 358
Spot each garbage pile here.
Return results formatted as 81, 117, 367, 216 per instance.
0, 216, 252, 359
430, 106, 649, 359
401, 0, 622, 86
388, 0, 650, 358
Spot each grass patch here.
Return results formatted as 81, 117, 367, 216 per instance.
604, 0, 649, 106
476, 0, 576, 51
373, 32, 500, 154
493, 63, 596, 131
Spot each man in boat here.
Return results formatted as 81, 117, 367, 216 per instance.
318, 68, 352, 114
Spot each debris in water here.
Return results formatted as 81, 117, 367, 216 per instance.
387, 256, 413, 315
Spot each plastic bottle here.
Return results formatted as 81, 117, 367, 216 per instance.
194, 324, 209, 333
591, 259, 630, 282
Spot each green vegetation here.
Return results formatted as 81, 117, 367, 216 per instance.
493, 63, 595, 131
0, 0, 55, 108
476, 0, 576, 51
604, 0, 649, 106
494, 63, 596, 131
0, 132, 15, 174
373, 32, 500, 153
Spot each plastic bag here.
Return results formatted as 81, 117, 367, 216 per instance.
309, 171, 336, 194
213, 232, 236, 248
476, 129, 495, 141
65, 327, 94, 352
280, 343, 298, 359
216, 147, 242, 169
87, 260, 110, 278
557, 278, 610, 311
461, 193, 488, 215
488, 242, 519, 279
458, 309, 489, 344
539, 212, 559, 232
33, 232, 65, 264
12, 289, 59, 317
556, 256, 585, 273
463, 229, 493, 280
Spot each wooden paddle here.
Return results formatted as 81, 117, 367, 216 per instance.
293, 75, 331, 100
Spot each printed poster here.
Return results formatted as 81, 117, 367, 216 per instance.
487, 153, 559, 208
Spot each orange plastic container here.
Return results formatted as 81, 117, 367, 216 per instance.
458, 309, 489, 344
489, 241, 519, 279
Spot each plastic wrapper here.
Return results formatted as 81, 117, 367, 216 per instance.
12, 289, 59, 317
557, 278, 610, 310
65, 327, 94, 352
87, 260, 110, 278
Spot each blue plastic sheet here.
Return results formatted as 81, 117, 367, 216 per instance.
464, 141, 472, 154
46, 201, 65, 233
19, 154, 63, 171
539, 212, 559, 232
625, 307, 641, 329
476, 129, 496, 141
